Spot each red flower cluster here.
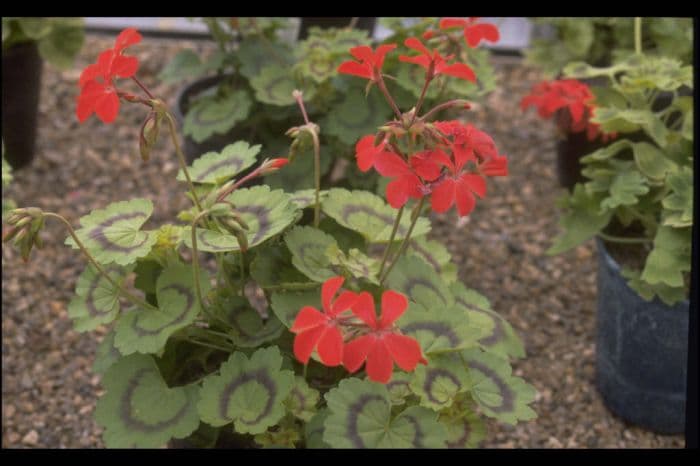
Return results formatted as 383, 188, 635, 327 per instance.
290, 276, 426, 383
439, 17, 500, 48
337, 44, 397, 83
521, 79, 616, 142
355, 120, 507, 217
76, 28, 142, 124
399, 37, 476, 82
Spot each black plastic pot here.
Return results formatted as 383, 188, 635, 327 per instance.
595, 239, 689, 434
2, 42, 43, 169
298, 17, 376, 40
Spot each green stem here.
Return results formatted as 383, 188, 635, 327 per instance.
634, 17, 643, 55
165, 112, 203, 213
598, 232, 652, 244
185, 337, 232, 353
191, 210, 210, 313
376, 74, 403, 120
42, 212, 158, 312
310, 128, 321, 228
411, 77, 433, 125
378, 206, 405, 278
239, 250, 246, 295
379, 197, 425, 284
261, 282, 320, 292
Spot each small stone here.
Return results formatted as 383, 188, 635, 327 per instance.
22, 430, 39, 446
5, 404, 16, 418
8, 432, 21, 445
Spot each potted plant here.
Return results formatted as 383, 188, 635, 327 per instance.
2, 17, 84, 169
546, 21, 693, 434
162, 17, 499, 194
3, 26, 536, 448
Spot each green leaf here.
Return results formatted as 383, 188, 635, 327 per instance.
237, 37, 293, 80
410, 354, 470, 410
270, 289, 320, 328
632, 142, 677, 181
93, 331, 121, 375
385, 256, 453, 310
95, 354, 200, 448
286, 376, 320, 422
159, 49, 209, 83
263, 144, 333, 191
66, 198, 157, 266
250, 64, 310, 106
600, 171, 649, 210
547, 185, 613, 255
592, 108, 669, 148
440, 400, 487, 448
37, 20, 84, 69
184, 186, 299, 252
622, 267, 687, 306
323, 378, 447, 448
197, 347, 294, 434
462, 348, 537, 425
561, 19, 594, 55
210, 294, 284, 348
641, 225, 691, 288
305, 409, 330, 448
114, 264, 210, 355
183, 90, 252, 143
396, 62, 442, 100
2, 155, 13, 186
178, 141, 260, 184
17, 18, 52, 39
580, 139, 632, 163
133, 259, 163, 295
288, 189, 329, 210
408, 237, 457, 283
662, 167, 693, 227
250, 242, 310, 288
285, 226, 338, 282
321, 87, 391, 145
399, 302, 484, 355
322, 188, 430, 243
327, 248, 380, 285
451, 282, 526, 359
386, 371, 413, 406
682, 107, 693, 141
67, 264, 133, 332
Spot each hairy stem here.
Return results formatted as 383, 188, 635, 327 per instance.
412, 76, 433, 125
165, 112, 203, 213
191, 210, 210, 313
42, 212, 157, 312
130, 76, 155, 100
380, 197, 425, 284
378, 205, 405, 278
310, 128, 322, 228
376, 74, 403, 120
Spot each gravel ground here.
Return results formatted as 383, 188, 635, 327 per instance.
1, 34, 685, 448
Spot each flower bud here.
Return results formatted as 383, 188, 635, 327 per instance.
139, 111, 161, 162
259, 158, 289, 176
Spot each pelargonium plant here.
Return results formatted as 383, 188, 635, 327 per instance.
3, 26, 536, 448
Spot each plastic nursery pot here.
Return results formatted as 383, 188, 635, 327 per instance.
173, 74, 253, 164
594, 238, 689, 434
2, 41, 44, 169
297, 17, 377, 40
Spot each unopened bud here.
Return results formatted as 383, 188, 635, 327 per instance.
292, 89, 303, 100
234, 230, 248, 252
230, 214, 249, 231
422, 29, 435, 40
2, 226, 19, 242
259, 158, 289, 176
139, 111, 161, 162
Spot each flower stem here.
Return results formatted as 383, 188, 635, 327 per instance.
130, 76, 155, 100
634, 17, 643, 55
164, 112, 203, 213
597, 232, 652, 244
378, 205, 404, 278
191, 210, 210, 312
239, 250, 246, 295
42, 212, 157, 312
310, 128, 321, 228
419, 99, 470, 122
412, 76, 433, 125
185, 337, 232, 353
379, 197, 425, 284
376, 74, 403, 120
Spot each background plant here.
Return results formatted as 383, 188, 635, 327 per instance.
160, 17, 499, 194
2, 17, 84, 69
3, 26, 535, 448
547, 28, 693, 305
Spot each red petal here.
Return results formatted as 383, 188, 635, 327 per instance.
439, 18, 468, 30
355, 135, 376, 172
351, 291, 377, 328
438, 63, 476, 82
461, 173, 487, 198
404, 37, 431, 56
349, 45, 374, 63
330, 290, 358, 317
366, 341, 394, 383
111, 55, 139, 78
383, 333, 424, 372
76, 95, 94, 122
410, 151, 445, 181
343, 335, 375, 373
374, 43, 397, 69
317, 326, 344, 366
385, 178, 411, 209
430, 178, 457, 213
338, 61, 373, 80
114, 28, 142, 52
379, 290, 408, 328
322, 276, 345, 313
97, 49, 116, 77
79, 63, 102, 87
465, 23, 500, 47
398, 54, 431, 70
569, 101, 585, 126
290, 306, 327, 333
293, 326, 325, 364
374, 152, 411, 177
455, 178, 477, 217
94, 91, 120, 124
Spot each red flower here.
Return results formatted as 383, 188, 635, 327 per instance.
343, 290, 427, 383
399, 37, 476, 82
290, 276, 358, 366
374, 150, 444, 208
354, 135, 394, 172
439, 17, 500, 48
338, 44, 397, 82
76, 28, 142, 124
479, 154, 508, 177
